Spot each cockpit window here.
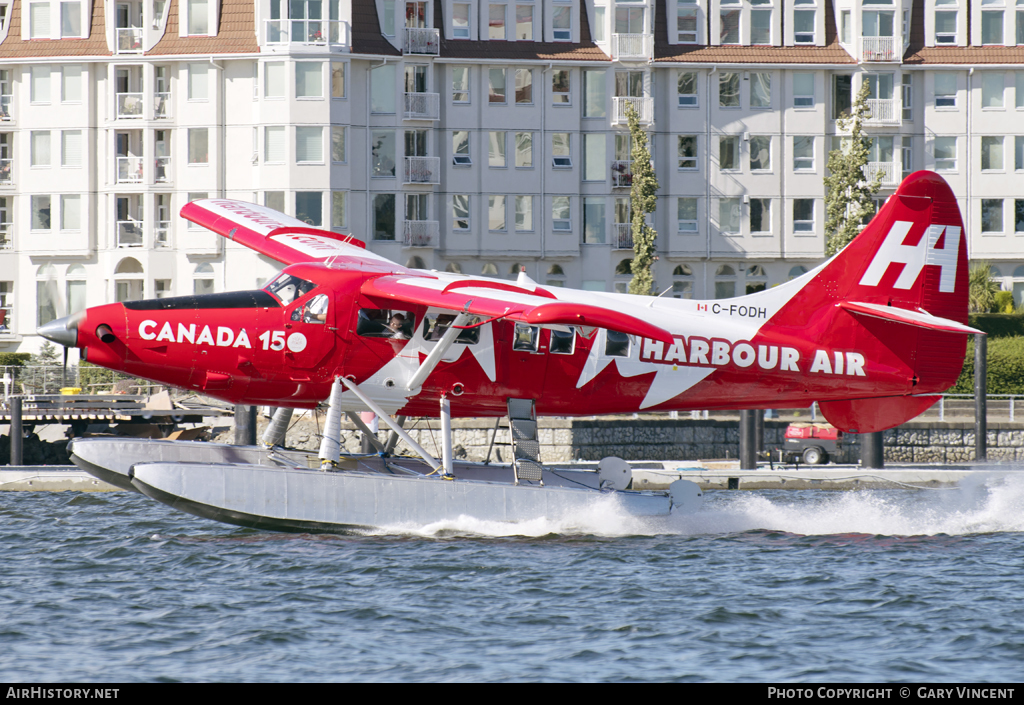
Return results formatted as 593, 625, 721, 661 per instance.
265, 273, 316, 305
357, 309, 415, 339
291, 294, 329, 324
422, 313, 481, 344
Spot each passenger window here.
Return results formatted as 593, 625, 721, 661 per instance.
605, 330, 631, 357
513, 323, 540, 352
357, 309, 415, 339
422, 313, 481, 344
549, 328, 575, 355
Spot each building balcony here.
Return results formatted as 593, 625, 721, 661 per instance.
611, 160, 633, 188
117, 156, 144, 184
0, 95, 12, 121
154, 92, 170, 119
403, 220, 439, 247
0, 158, 12, 185
404, 92, 440, 120
116, 27, 143, 54
154, 156, 171, 183
863, 98, 901, 125
116, 92, 144, 119
612, 96, 654, 126
614, 223, 633, 250
611, 33, 653, 62
404, 156, 440, 184
116, 220, 144, 248
404, 27, 440, 55
860, 36, 903, 62
263, 19, 350, 48
0, 224, 11, 250
863, 161, 901, 188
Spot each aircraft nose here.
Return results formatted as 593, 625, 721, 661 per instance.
37, 312, 83, 348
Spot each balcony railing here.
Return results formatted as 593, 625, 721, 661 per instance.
117, 156, 144, 183
154, 156, 171, 183
612, 96, 654, 125
155, 220, 171, 248
154, 92, 170, 119
611, 33, 653, 61
614, 223, 633, 250
116, 27, 143, 54
404, 92, 440, 120
116, 219, 144, 248
0, 95, 12, 121
864, 98, 901, 125
116, 92, 144, 119
404, 156, 440, 184
404, 27, 440, 55
863, 161, 901, 188
0, 158, 12, 185
264, 19, 350, 47
403, 220, 440, 247
860, 36, 903, 62
611, 160, 633, 188
0, 224, 11, 250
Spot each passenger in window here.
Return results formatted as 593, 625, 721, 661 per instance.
427, 313, 456, 340
387, 313, 410, 339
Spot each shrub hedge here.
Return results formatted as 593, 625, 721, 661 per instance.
0, 353, 31, 367
949, 336, 1024, 395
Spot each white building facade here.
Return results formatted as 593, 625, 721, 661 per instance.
0, 0, 1022, 356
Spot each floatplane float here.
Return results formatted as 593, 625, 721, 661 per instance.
41, 171, 979, 532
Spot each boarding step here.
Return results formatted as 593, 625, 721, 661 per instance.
508, 398, 543, 485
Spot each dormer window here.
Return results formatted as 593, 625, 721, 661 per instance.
552, 5, 570, 40
935, 3, 957, 43
29, 2, 49, 38
793, 0, 815, 43
187, 0, 209, 35
677, 2, 697, 43
60, 1, 81, 36
720, 0, 739, 44
981, 1, 1004, 45
452, 3, 469, 37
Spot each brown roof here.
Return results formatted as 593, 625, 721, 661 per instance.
351, 0, 400, 56
148, 0, 258, 55
0, 0, 110, 58
434, 0, 609, 62
654, 0, 854, 64
904, 0, 1024, 63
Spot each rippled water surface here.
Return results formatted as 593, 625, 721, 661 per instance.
3, 471, 1024, 682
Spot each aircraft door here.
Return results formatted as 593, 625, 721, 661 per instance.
278, 291, 336, 373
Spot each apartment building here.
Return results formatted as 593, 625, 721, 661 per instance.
0, 0, 1022, 356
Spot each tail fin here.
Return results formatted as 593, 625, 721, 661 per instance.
772, 171, 977, 432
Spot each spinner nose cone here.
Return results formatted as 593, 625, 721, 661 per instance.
37, 312, 83, 348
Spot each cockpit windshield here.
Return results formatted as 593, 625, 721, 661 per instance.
265, 273, 316, 305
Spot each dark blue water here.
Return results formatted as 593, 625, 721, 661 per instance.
2, 473, 1024, 682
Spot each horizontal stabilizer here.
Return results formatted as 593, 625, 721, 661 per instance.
839, 301, 984, 335
818, 395, 942, 433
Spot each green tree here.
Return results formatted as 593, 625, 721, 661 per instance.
823, 82, 883, 257
29, 341, 61, 367
968, 262, 1000, 313
625, 102, 659, 296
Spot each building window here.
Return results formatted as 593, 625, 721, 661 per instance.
552, 196, 571, 231
719, 136, 738, 170
1017, 72, 1024, 109
832, 74, 852, 119
552, 5, 571, 40
583, 133, 605, 181
264, 62, 285, 98
296, 126, 323, 163
193, 263, 215, 295
715, 265, 736, 298
746, 265, 767, 294
370, 63, 396, 113
750, 73, 771, 108
671, 265, 693, 298
30, 66, 50, 104
593, 5, 605, 41
452, 67, 470, 103
794, 199, 814, 232
513, 132, 533, 168
1017, 136, 1024, 171
677, 135, 697, 170
552, 70, 570, 105
295, 192, 322, 226
265, 126, 285, 163
516, 69, 534, 104
489, 131, 506, 167
66, 265, 86, 314
61, 130, 81, 167
982, 10, 1004, 45
982, 136, 1004, 171
678, 198, 697, 232
902, 74, 913, 121
331, 126, 346, 163
719, 198, 740, 234
31, 131, 50, 167
792, 136, 813, 170
719, 72, 740, 107
515, 195, 533, 231
296, 62, 323, 98
676, 72, 697, 108
452, 130, 471, 165
453, 3, 470, 38
372, 193, 395, 240
982, 73, 1005, 109
62, 65, 82, 103
750, 136, 771, 170
36, 265, 58, 326
29, 1, 49, 38
583, 197, 605, 244
188, 63, 208, 101
331, 191, 346, 229
61, 1, 81, 37
794, 7, 815, 43
982, 199, 1003, 233
188, 128, 208, 164
935, 73, 957, 108
32, 195, 51, 231
750, 199, 770, 233
371, 130, 396, 177
331, 62, 346, 98
488, 195, 506, 231
489, 68, 506, 104
187, 0, 209, 35
489, 4, 506, 39
583, 69, 605, 117
677, 4, 697, 42
935, 136, 956, 171
264, 191, 284, 212
751, 8, 771, 44
935, 9, 956, 44
720, 6, 739, 44
552, 133, 571, 168
793, 73, 814, 107
453, 194, 470, 230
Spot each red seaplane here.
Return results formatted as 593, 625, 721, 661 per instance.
39, 171, 980, 532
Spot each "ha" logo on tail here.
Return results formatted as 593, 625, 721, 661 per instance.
859, 221, 961, 293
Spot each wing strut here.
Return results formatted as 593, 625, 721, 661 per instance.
406, 311, 472, 391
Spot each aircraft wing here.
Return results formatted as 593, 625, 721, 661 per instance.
181, 199, 401, 271
364, 275, 675, 345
